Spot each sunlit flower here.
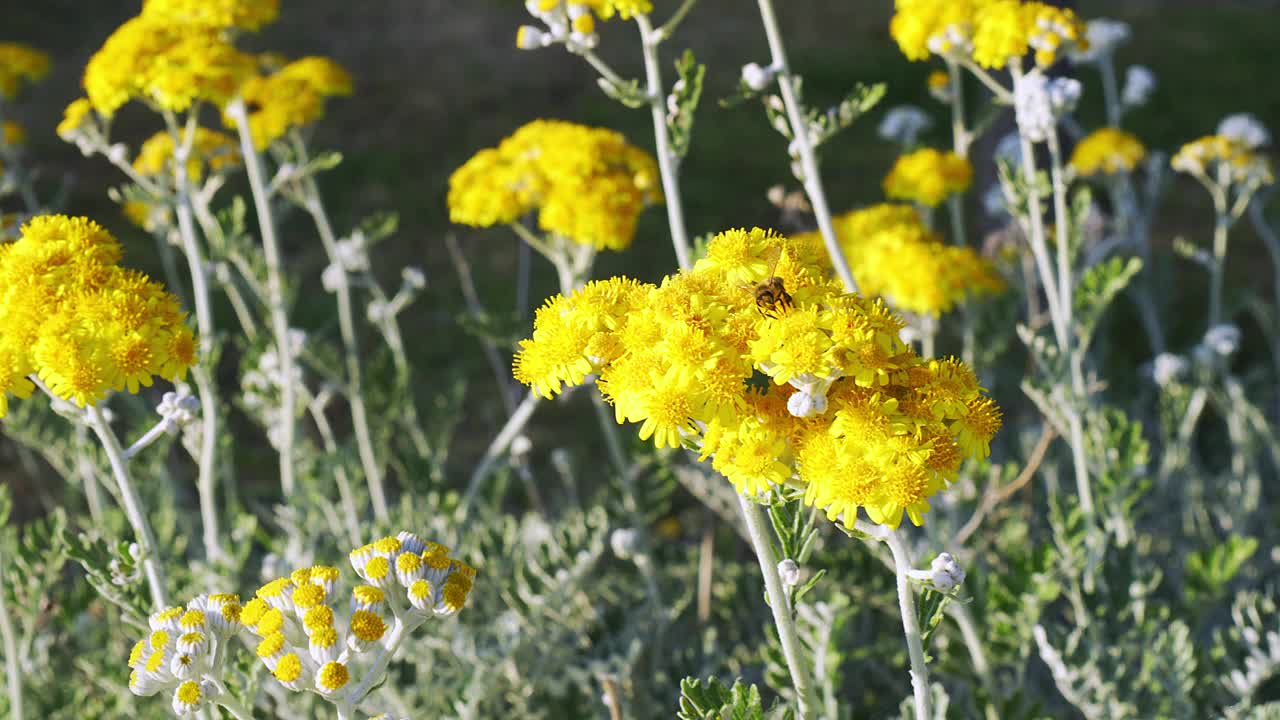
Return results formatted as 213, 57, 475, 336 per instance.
1070, 127, 1146, 176
229, 56, 353, 149
513, 227, 1001, 528
1172, 135, 1274, 188
141, 0, 280, 31
448, 119, 661, 251
883, 148, 972, 206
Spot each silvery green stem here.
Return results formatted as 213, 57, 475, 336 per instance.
755, 0, 858, 293
86, 405, 168, 609
300, 177, 389, 521
1046, 132, 1074, 345
0, 547, 22, 720
1098, 55, 1122, 128
459, 390, 542, 517
74, 424, 106, 524
214, 696, 255, 720
738, 496, 817, 718
1209, 193, 1230, 329
306, 392, 363, 548
339, 614, 424, 717
227, 99, 297, 500
636, 15, 693, 270
883, 528, 931, 720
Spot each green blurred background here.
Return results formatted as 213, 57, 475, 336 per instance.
2, 0, 1279, 506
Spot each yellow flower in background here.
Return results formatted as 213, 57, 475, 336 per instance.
883, 148, 973, 206
141, 0, 280, 31
513, 227, 1001, 528
56, 98, 95, 140
448, 119, 661, 251
0, 215, 196, 413
1172, 135, 1274, 187
0, 43, 50, 99
229, 56, 353, 150
83, 16, 255, 116
1070, 128, 1146, 176
796, 204, 1004, 317
134, 128, 242, 182
2, 121, 24, 147
927, 70, 949, 92
891, 0, 1087, 69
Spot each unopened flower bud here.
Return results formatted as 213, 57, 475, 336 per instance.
610, 528, 640, 560
777, 558, 801, 587
741, 62, 775, 92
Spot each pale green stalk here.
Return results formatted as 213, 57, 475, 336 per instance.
226, 99, 298, 500
169, 112, 225, 562
635, 14, 693, 270
0, 547, 22, 720
1209, 186, 1230, 329
1098, 55, 1122, 128
883, 527, 931, 720
306, 391, 363, 548
458, 390, 542, 517
739, 497, 818, 718
755, 0, 858, 293
86, 404, 168, 609
295, 146, 389, 520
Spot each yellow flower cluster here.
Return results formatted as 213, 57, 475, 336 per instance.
0, 215, 197, 414
134, 128, 242, 182
231, 57, 353, 150
883, 148, 973, 206
83, 16, 255, 115
513, 228, 1001, 528
141, 0, 280, 31
534, 0, 653, 21
1070, 128, 1146, 176
128, 594, 242, 706
0, 42, 49, 99
1172, 135, 1275, 187
448, 119, 661, 251
797, 204, 1004, 317
240, 533, 474, 694
890, 0, 1087, 69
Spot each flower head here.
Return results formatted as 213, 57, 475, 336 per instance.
0, 215, 196, 413
0, 43, 50, 99
513, 227, 1001, 528
883, 148, 972, 206
1172, 135, 1274, 189
229, 56, 353, 149
448, 119, 661, 251
891, 0, 1087, 69
1070, 128, 1146, 176
83, 16, 255, 115
134, 128, 242, 183
141, 0, 280, 31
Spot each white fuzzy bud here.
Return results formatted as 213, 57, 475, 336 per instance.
877, 105, 933, 146
1218, 113, 1272, 150
1203, 323, 1242, 358
401, 266, 427, 290
929, 552, 965, 591
107, 143, 129, 166
741, 62, 775, 92
610, 528, 640, 560
1121, 65, 1156, 108
777, 558, 802, 587
1151, 352, 1188, 387
1014, 70, 1081, 143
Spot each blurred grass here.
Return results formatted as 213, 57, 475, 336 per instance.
1, 1, 1278, 488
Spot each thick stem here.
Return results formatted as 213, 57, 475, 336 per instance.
302, 185, 389, 521
86, 405, 168, 609
458, 391, 542, 517
173, 188, 225, 561
1010, 64, 1067, 349
227, 100, 297, 500
1046, 133, 1074, 344
1209, 201, 1230, 329
636, 15, 693, 270
0, 549, 23, 720
883, 529, 931, 720
755, 0, 858, 293
737, 497, 817, 718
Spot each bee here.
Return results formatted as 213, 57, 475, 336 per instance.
752, 249, 794, 318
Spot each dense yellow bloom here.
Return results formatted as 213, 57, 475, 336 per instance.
141, 0, 280, 31
1070, 128, 1146, 176
883, 148, 973, 206
513, 227, 1001, 528
0, 43, 50, 99
891, 0, 1087, 69
83, 16, 255, 116
448, 119, 661, 250
533, 0, 652, 22
1172, 135, 1275, 187
927, 70, 949, 92
229, 56, 353, 150
56, 98, 95, 139
0, 215, 196, 413
796, 205, 1005, 317
134, 129, 242, 182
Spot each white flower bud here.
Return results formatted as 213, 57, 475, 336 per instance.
610, 528, 640, 560
107, 143, 129, 166
1218, 113, 1271, 150
877, 105, 933, 146
1203, 323, 1242, 357
929, 552, 965, 591
321, 263, 344, 293
1014, 69, 1081, 143
741, 62, 775, 92
1121, 65, 1156, 108
401, 267, 426, 290
777, 558, 802, 587
1151, 352, 1188, 387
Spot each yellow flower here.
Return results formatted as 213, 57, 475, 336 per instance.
513, 227, 1001, 527
141, 0, 280, 31
448, 119, 661, 250
927, 70, 949, 92
1070, 128, 1146, 176
0, 43, 50, 99
133, 128, 242, 182
0, 215, 195, 412
83, 16, 255, 116
229, 56, 353, 150
56, 98, 95, 140
1172, 134, 1274, 187
889, 0, 980, 61
2, 121, 25, 147
797, 205, 1004, 316
883, 148, 973, 206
